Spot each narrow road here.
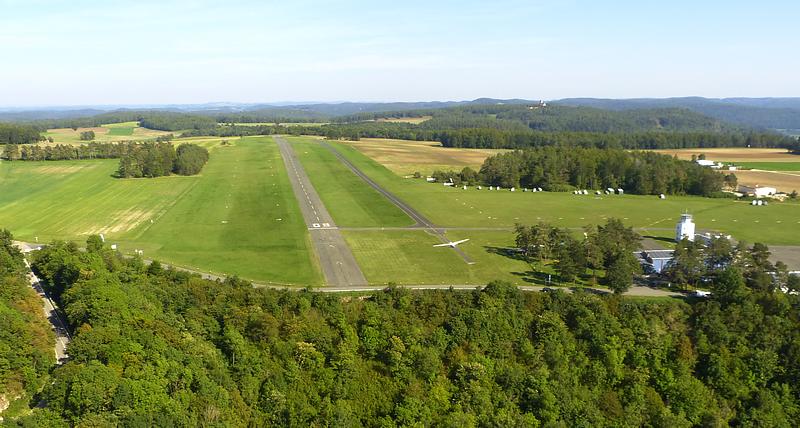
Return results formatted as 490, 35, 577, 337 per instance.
274, 136, 368, 287
21, 256, 70, 363
13, 241, 686, 298
319, 141, 475, 264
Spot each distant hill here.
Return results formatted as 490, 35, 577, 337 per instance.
340, 103, 739, 134
4, 97, 800, 135
556, 97, 800, 132
0, 99, 532, 123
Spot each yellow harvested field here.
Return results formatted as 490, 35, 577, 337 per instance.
653, 148, 797, 162
733, 170, 800, 193
44, 125, 172, 144
375, 116, 432, 124
342, 138, 507, 175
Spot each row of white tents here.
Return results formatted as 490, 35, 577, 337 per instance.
463, 185, 546, 192
574, 188, 625, 195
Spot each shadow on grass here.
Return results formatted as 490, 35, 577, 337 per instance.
642, 235, 674, 246
484, 245, 527, 261
510, 270, 550, 285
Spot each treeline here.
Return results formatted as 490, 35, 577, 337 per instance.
183, 121, 798, 151
664, 237, 800, 292
515, 218, 642, 292
117, 143, 208, 178
478, 146, 728, 196
434, 127, 797, 149
14, 105, 799, 150
0, 123, 43, 144
138, 112, 216, 131
3, 142, 128, 161
34, 112, 216, 132
5, 236, 798, 425
336, 104, 738, 133
0, 230, 55, 406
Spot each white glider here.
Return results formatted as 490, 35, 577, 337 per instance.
433, 239, 470, 248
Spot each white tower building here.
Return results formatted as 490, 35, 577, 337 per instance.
675, 213, 695, 242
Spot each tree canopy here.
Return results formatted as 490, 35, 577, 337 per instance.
116, 143, 208, 178
3, 234, 796, 426
476, 146, 727, 196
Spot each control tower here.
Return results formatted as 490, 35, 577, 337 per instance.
675, 213, 695, 242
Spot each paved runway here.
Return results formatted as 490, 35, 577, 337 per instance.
274, 136, 368, 287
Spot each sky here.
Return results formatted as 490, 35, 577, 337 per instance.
1, 0, 798, 106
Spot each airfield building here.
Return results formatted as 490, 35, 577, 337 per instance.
739, 185, 777, 198
675, 213, 696, 242
640, 250, 675, 274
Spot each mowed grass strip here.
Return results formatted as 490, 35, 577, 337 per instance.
105, 126, 134, 136
129, 136, 322, 285
343, 230, 536, 286
0, 160, 196, 241
287, 137, 413, 227
325, 141, 800, 246
735, 162, 800, 171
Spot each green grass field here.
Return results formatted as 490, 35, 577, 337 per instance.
287, 137, 413, 227
106, 126, 135, 136
344, 230, 552, 286
325, 141, 800, 246
0, 160, 196, 240
0, 137, 321, 285
735, 162, 800, 171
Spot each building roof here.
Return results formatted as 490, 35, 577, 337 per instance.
644, 249, 675, 260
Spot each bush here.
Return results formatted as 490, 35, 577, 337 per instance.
173, 144, 209, 176
546, 183, 577, 192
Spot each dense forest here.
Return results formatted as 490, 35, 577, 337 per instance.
432, 128, 797, 150
31, 112, 216, 132
325, 103, 799, 149
473, 147, 728, 196
0, 235, 796, 426
558, 97, 800, 131
0, 124, 42, 144
180, 121, 799, 151
340, 104, 739, 133
117, 142, 209, 178
0, 231, 55, 413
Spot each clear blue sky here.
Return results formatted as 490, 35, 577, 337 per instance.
1, 0, 798, 106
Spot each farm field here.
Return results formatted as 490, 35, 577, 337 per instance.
43, 121, 172, 144
653, 147, 798, 162
287, 137, 412, 227
0, 136, 321, 285
374, 116, 432, 124
341, 138, 506, 176
325, 140, 800, 246
732, 170, 800, 193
